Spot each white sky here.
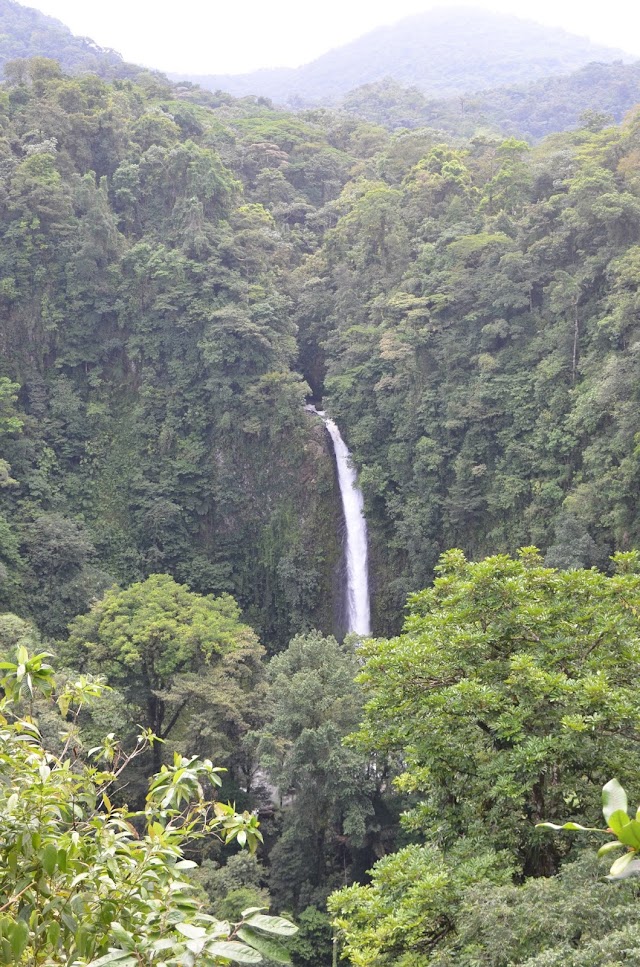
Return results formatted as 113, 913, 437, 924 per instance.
18, 0, 640, 75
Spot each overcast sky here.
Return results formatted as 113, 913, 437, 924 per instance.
20, 0, 640, 75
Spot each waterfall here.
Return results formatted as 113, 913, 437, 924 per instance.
307, 406, 371, 636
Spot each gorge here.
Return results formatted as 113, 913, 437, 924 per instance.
3, 7, 640, 961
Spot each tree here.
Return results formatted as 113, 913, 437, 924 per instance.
352, 549, 640, 877
329, 779, 640, 965
257, 632, 385, 909
0, 641, 296, 966
196, 852, 271, 923
543, 512, 603, 570
427, 851, 640, 966
329, 842, 508, 967
62, 574, 264, 772
21, 513, 112, 638
0, 377, 22, 489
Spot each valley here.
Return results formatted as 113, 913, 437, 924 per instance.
1, 2, 640, 964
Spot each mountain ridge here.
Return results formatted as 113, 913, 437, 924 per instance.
169, 7, 634, 104
0, 0, 160, 80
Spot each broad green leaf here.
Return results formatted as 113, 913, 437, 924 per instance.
238, 926, 292, 963
245, 914, 298, 936
186, 937, 207, 955
76, 925, 90, 958
47, 921, 61, 947
241, 907, 268, 918
109, 922, 135, 950
615, 818, 640, 850
42, 842, 58, 875
151, 938, 176, 952
603, 779, 628, 826
207, 940, 263, 962
61, 911, 77, 933
70, 872, 90, 888
607, 809, 631, 837
608, 851, 636, 877
10, 920, 29, 961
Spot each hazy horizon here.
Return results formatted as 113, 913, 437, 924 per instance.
15, 0, 640, 76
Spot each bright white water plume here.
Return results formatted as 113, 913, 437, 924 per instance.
307, 405, 371, 636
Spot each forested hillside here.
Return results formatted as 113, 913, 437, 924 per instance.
0, 0, 144, 79
4, 39, 640, 966
12, 57, 640, 644
297, 115, 640, 633
342, 61, 640, 141
174, 8, 632, 104
0, 58, 382, 648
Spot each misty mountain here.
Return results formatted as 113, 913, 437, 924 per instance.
170, 7, 634, 104
0, 0, 155, 80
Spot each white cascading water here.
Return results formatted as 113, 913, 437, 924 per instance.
307, 406, 371, 636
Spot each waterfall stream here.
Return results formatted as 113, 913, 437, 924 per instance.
307, 406, 371, 636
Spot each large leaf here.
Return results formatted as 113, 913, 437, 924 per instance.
238, 926, 292, 963
176, 923, 207, 940
606, 809, 631, 838
41, 842, 58, 875
615, 818, 640, 850
108, 923, 135, 951
241, 906, 268, 918
10, 921, 29, 961
207, 941, 263, 963
603, 779, 629, 828
245, 914, 298, 937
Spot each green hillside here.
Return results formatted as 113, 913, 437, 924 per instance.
302, 116, 640, 631
0, 0, 155, 80
341, 61, 640, 141
2, 14, 640, 963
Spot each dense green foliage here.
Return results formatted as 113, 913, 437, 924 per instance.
352, 550, 640, 873
303, 114, 640, 631
329, 551, 640, 963
4, 24, 640, 964
175, 9, 630, 105
342, 62, 640, 142
6, 56, 640, 639
0, 61, 364, 650
257, 632, 392, 910
61, 574, 266, 777
331, 850, 640, 966
0, 639, 299, 966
